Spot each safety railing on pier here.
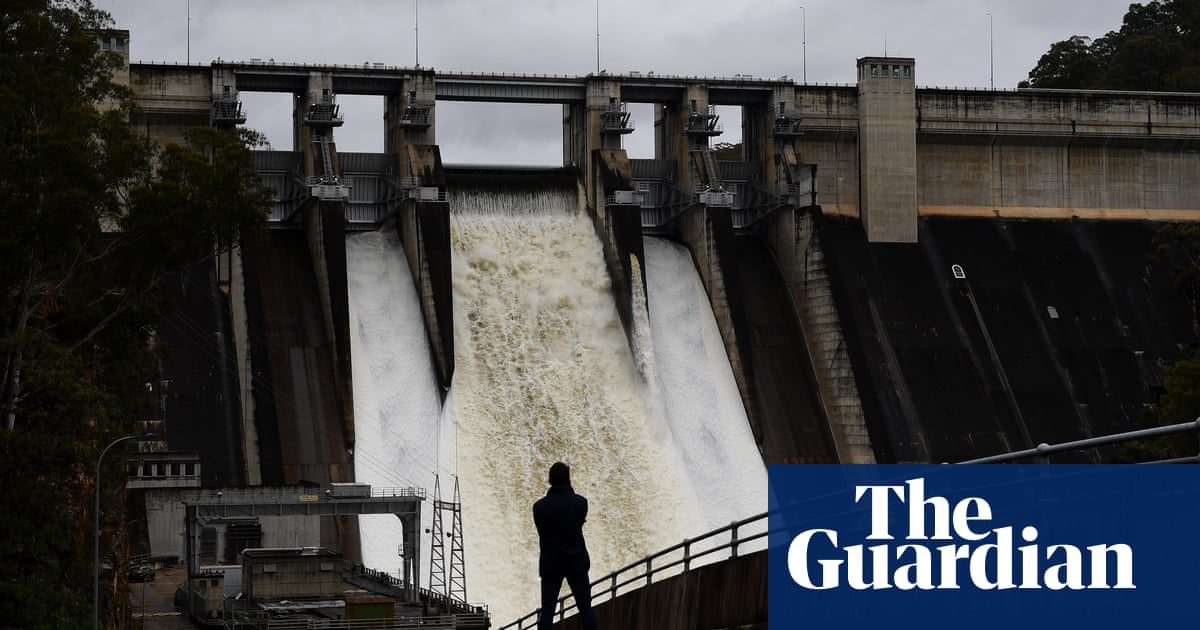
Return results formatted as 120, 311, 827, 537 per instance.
224, 561, 488, 628
343, 560, 488, 619
225, 613, 488, 629
187, 486, 426, 504
500, 512, 769, 630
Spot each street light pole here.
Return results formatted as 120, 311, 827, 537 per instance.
800, 6, 807, 83
94, 434, 138, 630
988, 13, 994, 89
595, 0, 601, 74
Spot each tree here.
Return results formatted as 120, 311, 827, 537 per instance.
712, 141, 742, 161
1138, 223, 1200, 460
0, 4, 270, 430
1116, 348, 1200, 462
1026, 1, 1200, 460
1026, 35, 1104, 89
0, 1, 269, 626
1025, 0, 1200, 91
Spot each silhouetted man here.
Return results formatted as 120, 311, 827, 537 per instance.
533, 461, 599, 630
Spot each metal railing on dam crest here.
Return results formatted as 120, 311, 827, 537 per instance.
499, 512, 769, 630
498, 419, 1200, 629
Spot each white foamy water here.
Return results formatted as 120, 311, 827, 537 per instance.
642, 237, 767, 525
348, 191, 766, 625
346, 230, 443, 576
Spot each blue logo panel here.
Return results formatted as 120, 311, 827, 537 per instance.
767, 465, 1200, 628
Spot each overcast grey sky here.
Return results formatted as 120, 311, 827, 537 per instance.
107, 0, 1134, 164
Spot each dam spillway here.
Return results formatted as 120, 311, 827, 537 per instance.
346, 228, 443, 577
114, 32, 1200, 627
345, 179, 766, 623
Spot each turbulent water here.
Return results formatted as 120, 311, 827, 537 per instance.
347, 187, 766, 624
346, 230, 444, 576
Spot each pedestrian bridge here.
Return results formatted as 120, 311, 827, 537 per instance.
499, 513, 769, 630
496, 419, 1200, 629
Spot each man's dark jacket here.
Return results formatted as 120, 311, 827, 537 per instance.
532, 484, 591, 577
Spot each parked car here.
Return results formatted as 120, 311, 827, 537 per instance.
129, 565, 156, 582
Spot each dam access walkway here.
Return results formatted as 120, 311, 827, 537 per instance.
501, 513, 769, 630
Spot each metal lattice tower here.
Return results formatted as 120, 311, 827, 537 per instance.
447, 476, 467, 603
428, 476, 447, 597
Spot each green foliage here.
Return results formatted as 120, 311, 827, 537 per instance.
1152, 222, 1200, 293
0, 1, 270, 625
0, 338, 100, 628
1025, 0, 1200, 91
1160, 350, 1200, 421
1030, 2, 1200, 461
711, 141, 742, 161
1026, 36, 1105, 89
1146, 206, 1200, 461
1132, 223, 1200, 461
1117, 347, 1200, 461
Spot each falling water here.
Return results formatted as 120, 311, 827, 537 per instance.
346, 230, 442, 575
347, 187, 766, 624
641, 237, 767, 525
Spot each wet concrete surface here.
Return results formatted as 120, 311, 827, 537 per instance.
159, 260, 245, 488
816, 214, 1196, 463
733, 235, 839, 463
241, 230, 351, 488
129, 565, 198, 629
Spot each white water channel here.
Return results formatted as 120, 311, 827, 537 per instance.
346, 188, 766, 624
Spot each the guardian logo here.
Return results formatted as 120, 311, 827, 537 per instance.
787, 478, 1135, 591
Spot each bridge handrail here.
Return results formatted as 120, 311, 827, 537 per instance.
498, 511, 770, 630
955, 418, 1200, 464
131, 60, 1200, 97
500, 419, 1200, 629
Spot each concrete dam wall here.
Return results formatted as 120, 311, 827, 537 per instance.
814, 213, 1195, 463
115, 34, 1200, 622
